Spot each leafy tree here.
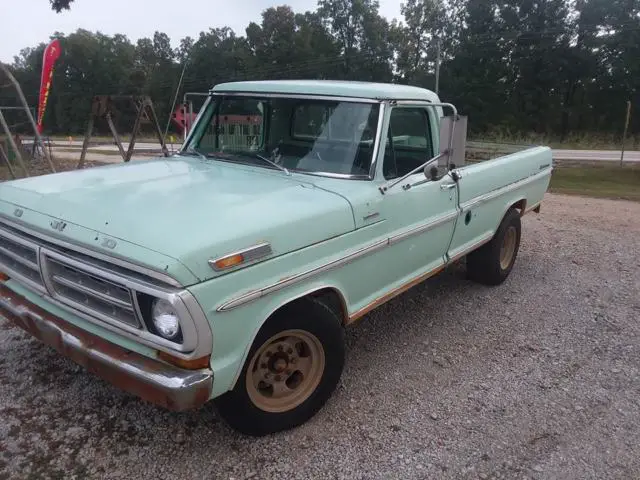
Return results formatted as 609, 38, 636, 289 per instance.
8, 0, 640, 139
50, 0, 74, 12
246, 6, 298, 78
318, 0, 393, 79
293, 12, 341, 78
395, 0, 444, 84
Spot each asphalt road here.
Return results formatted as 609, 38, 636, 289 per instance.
1, 193, 639, 479
551, 149, 636, 162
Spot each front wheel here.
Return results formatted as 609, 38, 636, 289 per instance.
214, 298, 345, 436
466, 207, 522, 285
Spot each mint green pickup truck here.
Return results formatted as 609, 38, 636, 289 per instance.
0, 80, 552, 435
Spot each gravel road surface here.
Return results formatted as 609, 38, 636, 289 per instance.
1, 193, 639, 480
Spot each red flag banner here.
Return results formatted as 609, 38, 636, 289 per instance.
36, 39, 62, 133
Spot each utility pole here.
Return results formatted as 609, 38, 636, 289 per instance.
620, 100, 631, 167
434, 38, 441, 95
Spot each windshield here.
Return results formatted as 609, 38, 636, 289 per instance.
183, 95, 381, 178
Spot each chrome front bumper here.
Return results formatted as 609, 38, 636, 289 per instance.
0, 284, 213, 411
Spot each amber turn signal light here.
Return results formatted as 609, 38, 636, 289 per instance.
0, 271, 9, 282
157, 351, 210, 370
212, 253, 244, 271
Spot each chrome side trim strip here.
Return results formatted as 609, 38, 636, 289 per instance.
460, 168, 552, 213
345, 229, 495, 324
217, 239, 388, 312
0, 215, 184, 288
209, 242, 272, 272
389, 211, 458, 245
217, 211, 459, 312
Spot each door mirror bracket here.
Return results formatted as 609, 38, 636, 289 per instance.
380, 102, 467, 195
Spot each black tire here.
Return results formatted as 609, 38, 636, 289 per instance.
214, 297, 345, 436
466, 208, 522, 285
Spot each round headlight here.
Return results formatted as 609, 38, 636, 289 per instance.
151, 298, 181, 340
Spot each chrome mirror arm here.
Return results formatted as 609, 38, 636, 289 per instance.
379, 152, 447, 194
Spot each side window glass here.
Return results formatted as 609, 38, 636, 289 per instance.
383, 107, 433, 180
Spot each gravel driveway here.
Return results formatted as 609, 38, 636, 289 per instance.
1, 193, 639, 480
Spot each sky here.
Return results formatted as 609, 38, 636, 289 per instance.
1, 0, 404, 63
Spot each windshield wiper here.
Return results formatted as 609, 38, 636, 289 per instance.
254, 154, 290, 175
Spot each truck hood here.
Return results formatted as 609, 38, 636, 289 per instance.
0, 157, 356, 284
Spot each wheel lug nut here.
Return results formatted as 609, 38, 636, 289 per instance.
290, 358, 296, 364
260, 363, 267, 369
277, 345, 284, 352
287, 348, 293, 354
264, 372, 270, 379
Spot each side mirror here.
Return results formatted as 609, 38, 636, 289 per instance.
439, 115, 468, 168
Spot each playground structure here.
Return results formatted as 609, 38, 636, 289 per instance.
0, 62, 56, 178
0, 61, 173, 179
2, 61, 265, 180
77, 95, 170, 168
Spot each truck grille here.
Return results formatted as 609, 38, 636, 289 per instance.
46, 257, 139, 328
0, 223, 141, 330
0, 229, 44, 289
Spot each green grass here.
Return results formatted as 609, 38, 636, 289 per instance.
549, 164, 640, 201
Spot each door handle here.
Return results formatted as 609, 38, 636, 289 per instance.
440, 183, 456, 190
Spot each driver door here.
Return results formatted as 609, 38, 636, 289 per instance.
377, 105, 459, 289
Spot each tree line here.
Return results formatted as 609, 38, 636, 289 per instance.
3, 0, 639, 140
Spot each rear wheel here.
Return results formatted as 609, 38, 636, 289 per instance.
467, 208, 521, 285
214, 298, 345, 436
